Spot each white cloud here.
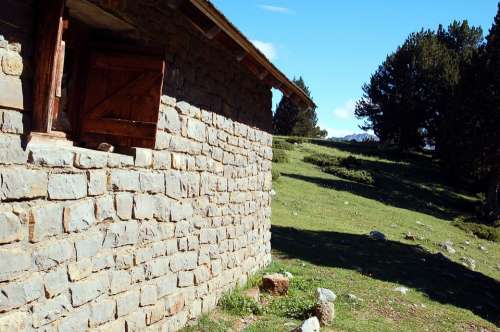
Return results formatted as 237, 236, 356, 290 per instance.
251, 40, 277, 61
333, 99, 357, 121
258, 4, 293, 14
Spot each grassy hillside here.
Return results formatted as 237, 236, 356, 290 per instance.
185, 139, 500, 332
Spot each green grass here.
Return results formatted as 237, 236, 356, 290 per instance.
184, 138, 500, 332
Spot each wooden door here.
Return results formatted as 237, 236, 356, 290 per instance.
80, 51, 165, 149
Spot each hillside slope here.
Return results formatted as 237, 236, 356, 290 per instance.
185, 139, 500, 332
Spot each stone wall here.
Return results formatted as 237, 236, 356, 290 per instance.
0, 91, 273, 330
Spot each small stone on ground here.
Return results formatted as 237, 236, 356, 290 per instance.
316, 288, 337, 303
261, 273, 289, 296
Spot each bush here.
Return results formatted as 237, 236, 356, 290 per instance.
303, 153, 341, 167
340, 155, 363, 168
324, 166, 375, 185
273, 149, 289, 163
272, 168, 281, 181
219, 290, 263, 316
286, 136, 307, 144
273, 140, 294, 151
452, 218, 500, 242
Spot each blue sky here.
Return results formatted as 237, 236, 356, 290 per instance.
212, 0, 499, 137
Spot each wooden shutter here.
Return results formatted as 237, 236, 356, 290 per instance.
80, 51, 165, 149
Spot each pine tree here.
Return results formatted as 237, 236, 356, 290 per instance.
273, 77, 325, 137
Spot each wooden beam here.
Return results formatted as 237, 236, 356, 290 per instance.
32, 0, 65, 132
204, 25, 221, 40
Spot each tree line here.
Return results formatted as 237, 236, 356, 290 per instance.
356, 5, 500, 222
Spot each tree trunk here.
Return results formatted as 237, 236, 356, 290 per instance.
485, 169, 500, 221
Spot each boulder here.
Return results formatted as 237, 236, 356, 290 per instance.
261, 273, 289, 295
314, 301, 334, 326
316, 288, 336, 303
293, 317, 320, 332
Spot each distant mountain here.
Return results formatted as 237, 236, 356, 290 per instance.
330, 133, 379, 142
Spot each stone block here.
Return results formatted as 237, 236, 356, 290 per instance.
68, 258, 92, 281
170, 201, 193, 222
194, 265, 210, 285
32, 293, 71, 328
178, 271, 194, 287
95, 195, 115, 221
58, 306, 90, 332
92, 254, 114, 272
165, 170, 182, 199
169, 252, 198, 272
109, 270, 131, 295
139, 221, 160, 244
158, 105, 181, 134
0, 312, 28, 331
43, 267, 69, 298
140, 284, 158, 306
125, 310, 147, 332
0, 274, 43, 311
107, 153, 134, 168
134, 148, 153, 168
135, 246, 154, 265
70, 272, 109, 307
75, 231, 103, 260
152, 150, 171, 170
155, 131, 171, 150
90, 298, 115, 328
133, 194, 155, 220
75, 151, 107, 169
154, 195, 172, 222
139, 172, 165, 193
48, 173, 87, 200
96, 319, 125, 332
0, 167, 47, 200
165, 293, 185, 316
1, 52, 23, 75
102, 221, 139, 248
186, 118, 206, 142
116, 289, 140, 317
63, 198, 95, 232
200, 229, 217, 244
88, 170, 107, 196
33, 239, 73, 271
156, 274, 177, 298
115, 192, 133, 220
29, 147, 73, 167
0, 211, 22, 244
145, 301, 165, 325
144, 257, 170, 279
161, 95, 176, 107
115, 252, 134, 270
0, 76, 24, 110
0, 248, 31, 281
109, 170, 139, 192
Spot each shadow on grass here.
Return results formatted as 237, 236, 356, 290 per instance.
272, 225, 500, 326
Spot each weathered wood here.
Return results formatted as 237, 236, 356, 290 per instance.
205, 25, 221, 40
32, 0, 65, 132
82, 118, 157, 139
92, 53, 165, 71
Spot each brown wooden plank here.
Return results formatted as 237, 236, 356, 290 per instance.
32, 0, 65, 132
82, 118, 157, 139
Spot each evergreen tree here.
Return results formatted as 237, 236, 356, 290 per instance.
273, 77, 325, 137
